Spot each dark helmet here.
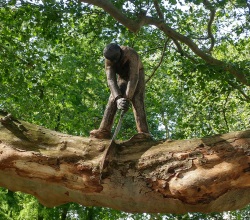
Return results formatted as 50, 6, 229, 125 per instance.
103, 43, 121, 62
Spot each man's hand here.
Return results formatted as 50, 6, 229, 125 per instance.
117, 98, 130, 112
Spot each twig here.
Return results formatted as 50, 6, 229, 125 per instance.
146, 38, 169, 84
203, 0, 216, 52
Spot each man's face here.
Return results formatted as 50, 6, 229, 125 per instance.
104, 47, 121, 64
109, 54, 121, 64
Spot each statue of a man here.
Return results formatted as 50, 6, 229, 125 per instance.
90, 43, 150, 139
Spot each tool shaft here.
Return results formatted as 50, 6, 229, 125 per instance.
100, 110, 125, 177
111, 110, 125, 141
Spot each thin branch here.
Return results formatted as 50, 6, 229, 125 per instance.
171, 39, 198, 63
228, 81, 250, 102
171, 38, 183, 55
142, 43, 167, 54
186, 2, 216, 52
203, 0, 216, 52
207, 10, 215, 52
146, 38, 169, 84
153, 0, 164, 20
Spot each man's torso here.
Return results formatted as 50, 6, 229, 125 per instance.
114, 46, 143, 81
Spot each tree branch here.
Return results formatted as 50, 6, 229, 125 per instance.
80, 0, 143, 33
153, 0, 164, 20
1, 116, 250, 213
146, 38, 169, 84
79, 0, 249, 87
228, 81, 250, 101
143, 16, 250, 86
170, 38, 198, 63
203, 0, 216, 52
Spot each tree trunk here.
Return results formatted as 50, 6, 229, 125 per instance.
0, 115, 250, 214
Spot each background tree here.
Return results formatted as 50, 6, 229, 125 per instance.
0, 0, 249, 219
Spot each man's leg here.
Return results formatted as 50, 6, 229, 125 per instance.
133, 69, 149, 133
132, 93, 149, 134
90, 95, 117, 139
131, 69, 151, 139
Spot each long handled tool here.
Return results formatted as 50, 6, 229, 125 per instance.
111, 110, 125, 142
100, 110, 125, 176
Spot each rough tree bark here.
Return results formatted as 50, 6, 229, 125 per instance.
0, 114, 250, 214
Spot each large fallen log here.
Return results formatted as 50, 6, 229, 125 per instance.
0, 114, 250, 213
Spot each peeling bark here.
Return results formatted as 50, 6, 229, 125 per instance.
0, 116, 250, 213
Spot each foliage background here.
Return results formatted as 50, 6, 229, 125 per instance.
0, 0, 249, 219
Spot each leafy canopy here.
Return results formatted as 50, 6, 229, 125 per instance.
0, 0, 250, 219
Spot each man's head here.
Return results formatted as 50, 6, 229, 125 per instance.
103, 43, 121, 63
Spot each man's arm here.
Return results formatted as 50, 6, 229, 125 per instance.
125, 53, 139, 100
105, 60, 122, 101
